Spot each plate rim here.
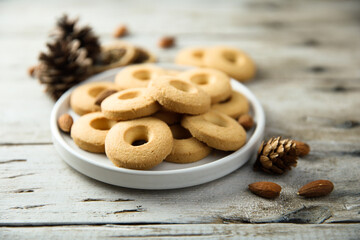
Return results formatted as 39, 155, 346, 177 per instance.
50, 64, 265, 177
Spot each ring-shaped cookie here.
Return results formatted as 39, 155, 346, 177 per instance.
92, 41, 137, 73
204, 46, 255, 82
115, 64, 166, 89
211, 90, 249, 118
181, 110, 247, 151
101, 88, 160, 121
165, 125, 211, 163
175, 47, 207, 67
105, 117, 173, 170
71, 112, 117, 153
179, 68, 232, 104
70, 81, 120, 116
149, 76, 211, 115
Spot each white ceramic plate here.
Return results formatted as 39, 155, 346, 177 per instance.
50, 64, 265, 190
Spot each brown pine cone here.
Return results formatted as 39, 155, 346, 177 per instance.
254, 137, 298, 174
53, 14, 101, 62
36, 39, 92, 100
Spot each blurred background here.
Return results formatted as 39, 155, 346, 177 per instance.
2, 0, 359, 76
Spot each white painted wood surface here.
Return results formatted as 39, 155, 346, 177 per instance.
1, 0, 360, 239
2, 224, 360, 240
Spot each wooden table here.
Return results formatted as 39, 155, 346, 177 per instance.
1, 0, 359, 238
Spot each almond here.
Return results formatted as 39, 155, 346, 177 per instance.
58, 113, 73, 133
159, 36, 175, 48
113, 25, 128, 38
294, 140, 310, 157
94, 89, 118, 106
298, 180, 334, 198
248, 181, 281, 199
28, 65, 37, 78
238, 114, 254, 130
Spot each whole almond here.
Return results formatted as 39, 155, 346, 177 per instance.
248, 181, 281, 199
298, 180, 334, 198
113, 25, 128, 38
94, 89, 118, 106
58, 113, 73, 133
294, 140, 310, 157
159, 36, 175, 48
238, 114, 254, 130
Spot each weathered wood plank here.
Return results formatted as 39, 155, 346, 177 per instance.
1, 224, 360, 240
1, 0, 359, 33
0, 143, 359, 224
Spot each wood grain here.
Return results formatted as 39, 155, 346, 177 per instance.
1, 224, 360, 240
0, 144, 359, 224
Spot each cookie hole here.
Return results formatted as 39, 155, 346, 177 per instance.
204, 112, 228, 128
124, 125, 149, 147
90, 118, 116, 131
88, 87, 106, 97
118, 90, 141, 100
169, 80, 197, 93
170, 125, 192, 139
193, 51, 204, 58
131, 140, 148, 146
132, 49, 150, 63
223, 51, 237, 64
133, 70, 151, 81
190, 74, 209, 85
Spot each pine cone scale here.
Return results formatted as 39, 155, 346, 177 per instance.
260, 156, 272, 169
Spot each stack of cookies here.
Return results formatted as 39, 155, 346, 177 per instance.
68, 64, 252, 170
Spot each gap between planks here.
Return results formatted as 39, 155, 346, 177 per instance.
0, 142, 52, 146
1, 221, 360, 228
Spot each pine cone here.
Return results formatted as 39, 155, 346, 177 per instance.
36, 39, 92, 100
53, 14, 101, 62
254, 137, 298, 174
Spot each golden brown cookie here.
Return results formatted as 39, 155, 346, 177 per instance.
70, 81, 120, 116
115, 64, 166, 89
105, 117, 173, 170
92, 41, 137, 73
181, 110, 247, 151
149, 76, 211, 115
204, 46, 255, 82
175, 47, 207, 67
164, 69, 182, 76
179, 68, 232, 104
101, 88, 160, 121
71, 112, 117, 153
211, 90, 249, 118
165, 125, 211, 163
